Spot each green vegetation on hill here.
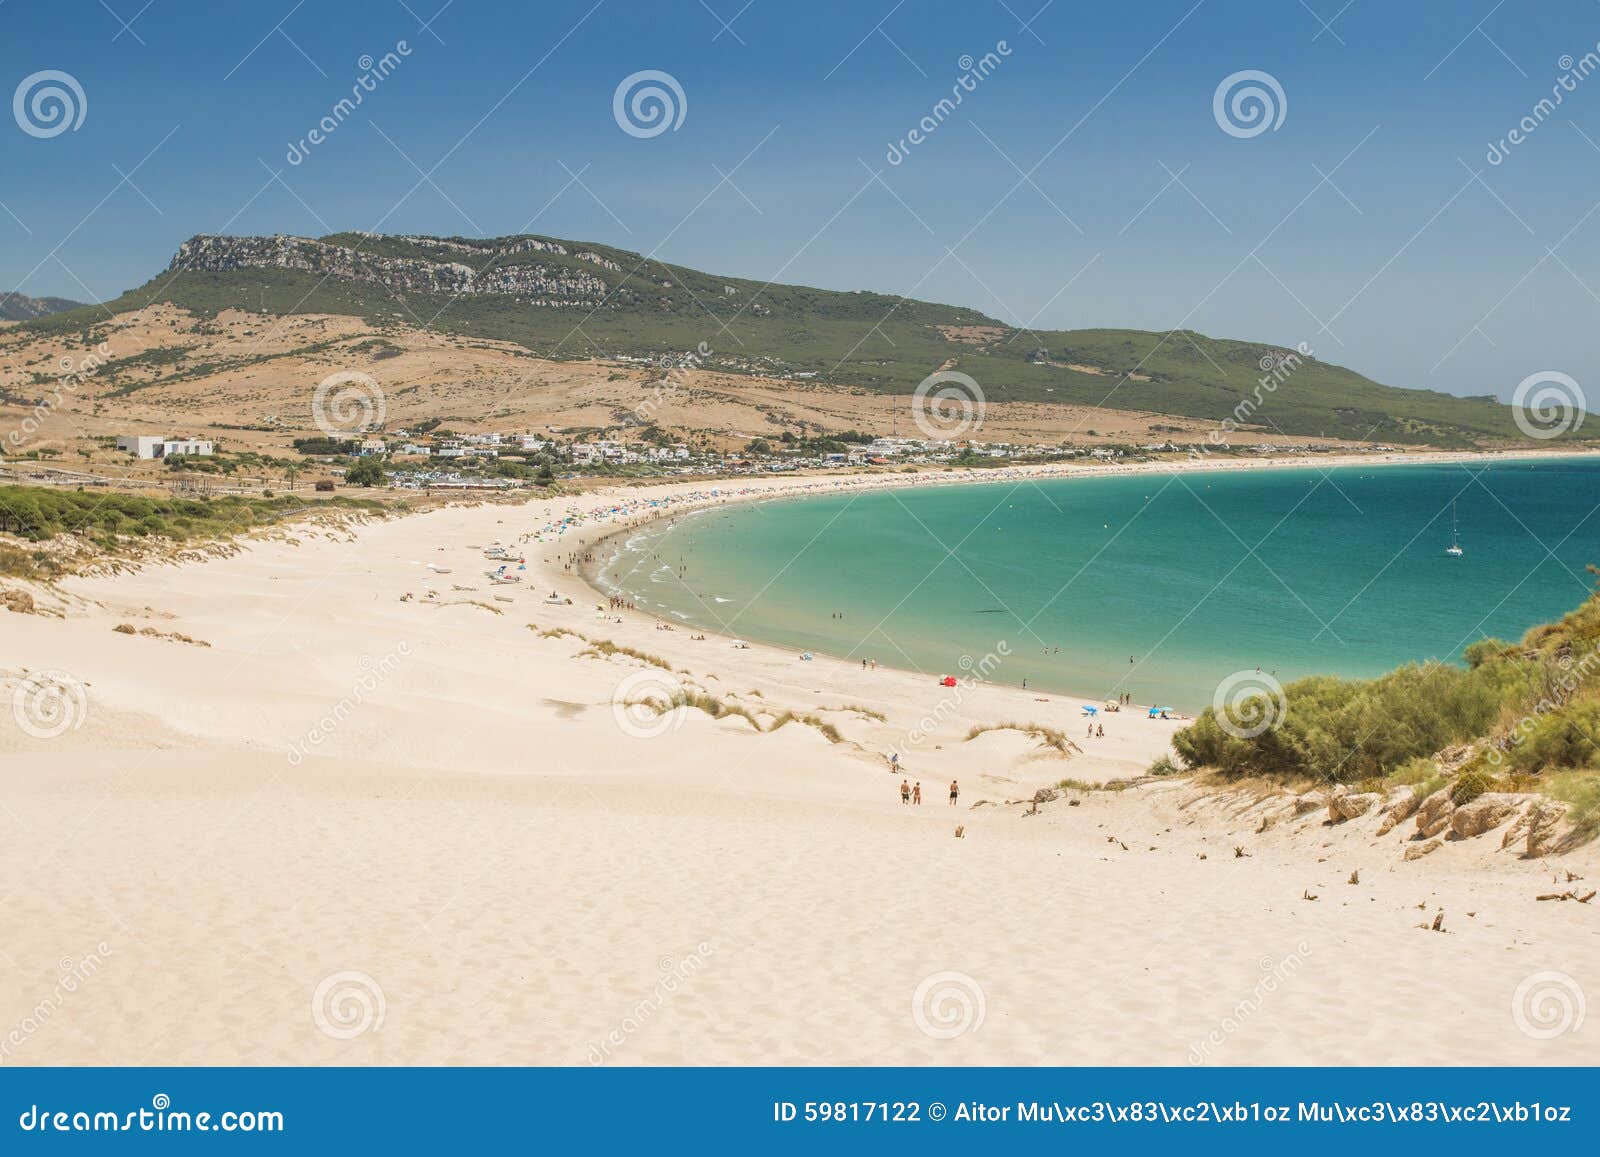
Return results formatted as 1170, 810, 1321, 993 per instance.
0, 486, 387, 578
24, 231, 1559, 447
1173, 572, 1600, 838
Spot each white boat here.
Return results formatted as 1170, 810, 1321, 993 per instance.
1446, 500, 1464, 557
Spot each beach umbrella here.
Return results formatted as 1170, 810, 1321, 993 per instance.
1081, 705, 1098, 715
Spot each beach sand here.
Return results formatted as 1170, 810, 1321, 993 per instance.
1, 458, 1596, 1064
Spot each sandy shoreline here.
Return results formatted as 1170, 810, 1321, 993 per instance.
571, 447, 1600, 707
0, 448, 1596, 1065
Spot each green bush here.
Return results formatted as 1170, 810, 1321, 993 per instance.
1450, 764, 1498, 805
1174, 655, 1527, 783
344, 459, 386, 487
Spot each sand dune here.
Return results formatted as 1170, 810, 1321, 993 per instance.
1, 481, 1595, 1065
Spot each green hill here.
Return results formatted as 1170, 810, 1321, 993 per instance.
28, 231, 1552, 447
1, 290, 84, 321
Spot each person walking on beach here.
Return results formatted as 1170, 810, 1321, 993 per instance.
890, 752, 899, 772
949, 780, 959, 805
913, 782, 922, 805
900, 779, 911, 804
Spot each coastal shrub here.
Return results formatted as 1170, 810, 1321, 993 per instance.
1058, 776, 1136, 792
965, 722, 1074, 753
1548, 770, 1600, 838
0, 486, 383, 556
578, 638, 676, 671
1449, 764, 1498, 805
766, 712, 843, 744
1174, 658, 1525, 783
1500, 700, 1600, 774
821, 703, 887, 722
665, 690, 762, 730
1387, 756, 1440, 786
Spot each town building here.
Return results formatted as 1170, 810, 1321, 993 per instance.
117, 434, 214, 459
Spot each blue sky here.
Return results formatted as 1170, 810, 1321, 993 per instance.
4, 0, 1599, 398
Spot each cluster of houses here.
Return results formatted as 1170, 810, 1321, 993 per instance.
354, 430, 694, 467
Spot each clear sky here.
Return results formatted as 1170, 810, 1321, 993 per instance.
4, 0, 1599, 399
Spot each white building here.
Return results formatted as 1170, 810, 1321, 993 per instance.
162, 438, 213, 457
116, 435, 164, 458
117, 434, 213, 459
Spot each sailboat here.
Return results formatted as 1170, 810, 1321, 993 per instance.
1446, 500, 1464, 557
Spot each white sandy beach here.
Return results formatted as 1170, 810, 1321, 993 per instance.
1, 453, 1597, 1065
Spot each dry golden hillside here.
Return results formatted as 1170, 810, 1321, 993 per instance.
0, 304, 1362, 489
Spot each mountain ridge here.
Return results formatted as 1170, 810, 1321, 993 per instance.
1, 290, 84, 322
23, 230, 1548, 447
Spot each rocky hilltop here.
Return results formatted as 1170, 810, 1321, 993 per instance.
170, 234, 610, 308
30, 227, 1543, 447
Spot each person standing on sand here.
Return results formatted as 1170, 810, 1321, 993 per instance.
901, 779, 911, 804
949, 780, 959, 805
913, 782, 922, 805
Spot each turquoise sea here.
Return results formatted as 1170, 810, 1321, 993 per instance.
597, 459, 1600, 709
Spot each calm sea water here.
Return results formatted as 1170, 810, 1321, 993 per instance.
597, 459, 1600, 709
